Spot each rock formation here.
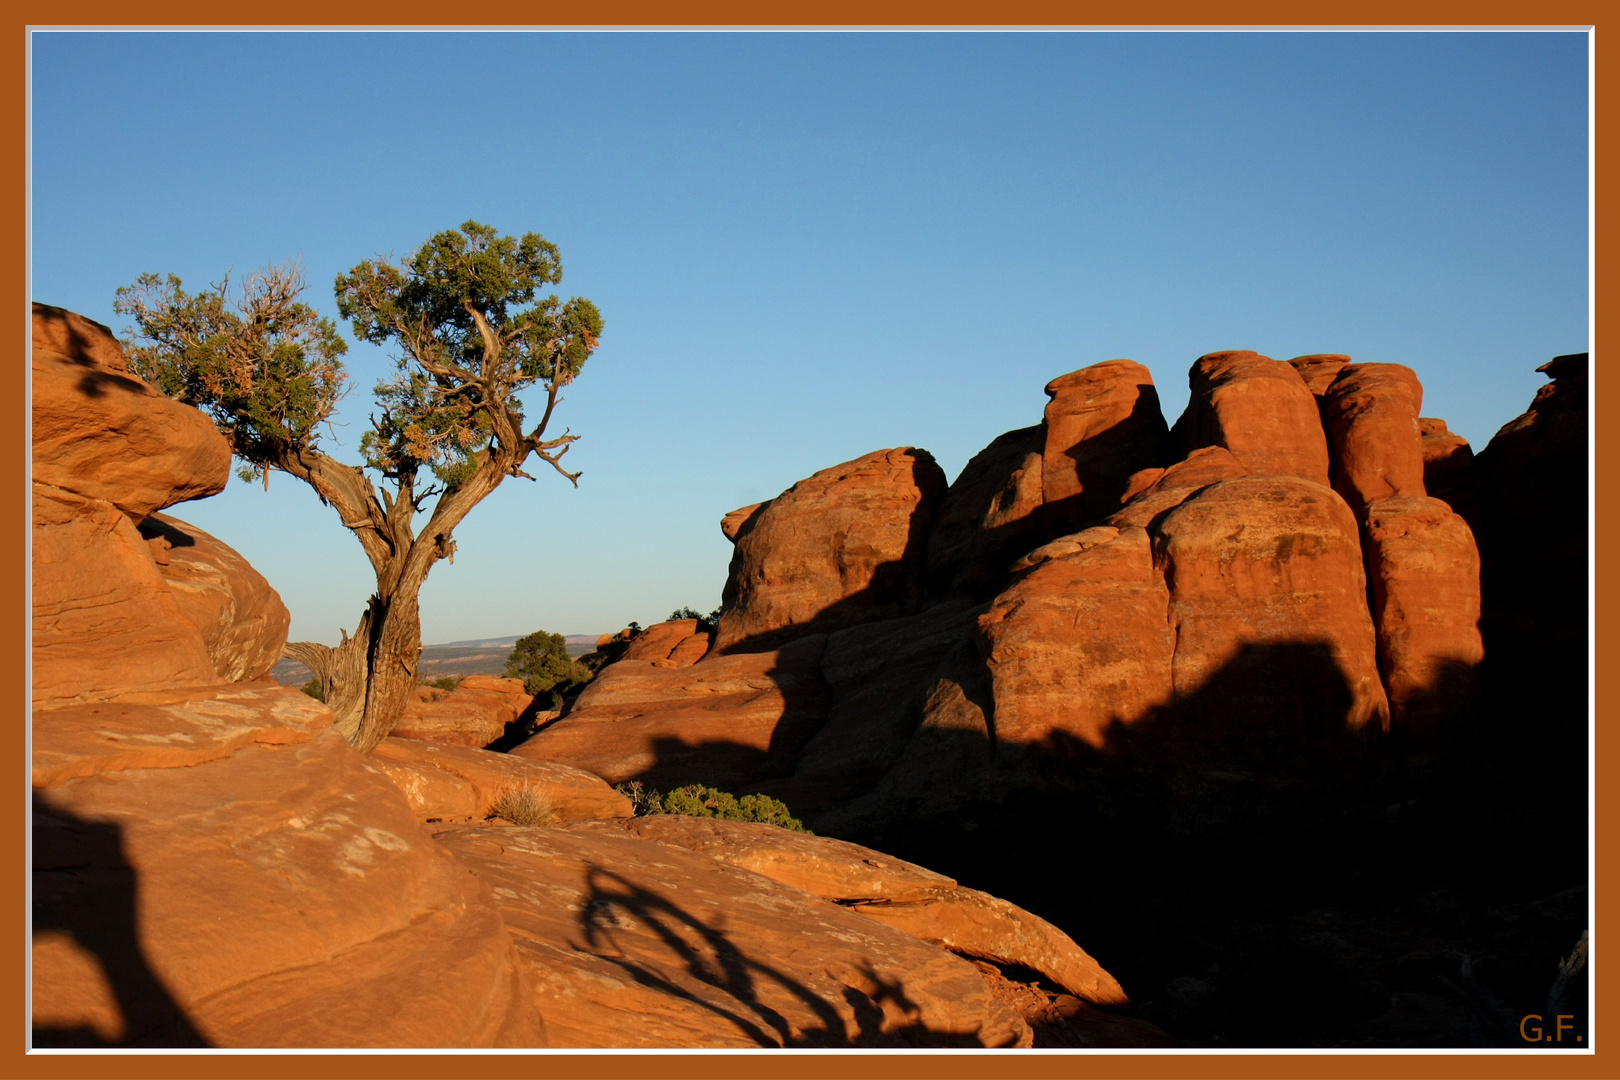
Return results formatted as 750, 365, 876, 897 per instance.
1362, 496, 1483, 738
1320, 363, 1427, 521
31, 302, 231, 521
1418, 417, 1479, 527
1040, 361, 1172, 535
138, 512, 290, 683
1171, 350, 1332, 486
392, 675, 537, 748
714, 447, 946, 652
925, 424, 1046, 598
33, 302, 1139, 1048
510, 633, 831, 789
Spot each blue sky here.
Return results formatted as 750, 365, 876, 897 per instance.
30, 31, 1589, 645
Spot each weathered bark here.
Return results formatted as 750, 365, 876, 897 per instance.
269, 300, 584, 753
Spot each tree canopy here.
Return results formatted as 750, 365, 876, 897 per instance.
116, 222, 604, 752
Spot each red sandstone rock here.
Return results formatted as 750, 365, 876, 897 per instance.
140, 513, 290, 682
1152, 476, 1389, 733
1171, 351, 1331, 485
767, 601, 984, 809
663, 631, 712, 667
720, 501, 768, 541
1363, 496, 1484, 739
715, 448, 946, 653
925, 424, 1047, 598
32, 485, 219, 708
1287, 353, 1353, 397
509, 634, 831, 790
1321, 363, 1427, 520
32, 305, 230, 521
622, 619, 701, 662
1418, 417, 1479, 524
1041, 361, 1172, 534
370, 737, 633, 822
32, 680, 329, 788
435, 822, 1032, 1047
391, 677, 535, 748
33, 302, 129, 370
33, 717, 542, 1047
1106, 447, 1252, 530
980, 526, 1174, 754
594, 816, 1128, 1008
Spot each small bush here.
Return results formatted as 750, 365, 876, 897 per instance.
489, 782, 558, 827
300, 677, 325, 702
612, 781, 810, 833
427, 675, 460, 691
505, 629, 592, 698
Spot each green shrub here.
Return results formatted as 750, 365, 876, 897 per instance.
427, 675, 460, 691
300, 677, 325, 702
489, 782, 558, 827
505, 629, 592, 698
613, 781, 810, 833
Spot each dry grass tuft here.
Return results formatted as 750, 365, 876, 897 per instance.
489, 782, 558, 827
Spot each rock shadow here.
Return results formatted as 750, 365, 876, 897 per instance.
574, 862, 1001, 1047
31, 790, 210, 1047
1041, 382, 1174, 539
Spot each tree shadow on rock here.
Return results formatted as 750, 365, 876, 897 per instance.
575, 863, 998, 1047
31, 790, 209, 1048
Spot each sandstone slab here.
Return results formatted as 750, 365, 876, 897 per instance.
392, 677, 535, 748
590, 816, 1127, 1008
509, 634, 831, 790
1107, 445, 1253, 530
34, 729, 542, 1047
434, 822, 1031, 1047
32, 681, 332, 788
370, 737, 633, 822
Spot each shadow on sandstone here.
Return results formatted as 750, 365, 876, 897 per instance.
609, 632, 1586, 1047
824, 644, 1585, 1048
576, 863, 993, 1047
31, 791, 210, 1048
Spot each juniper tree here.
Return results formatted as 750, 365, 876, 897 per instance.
116, 222, 603, 752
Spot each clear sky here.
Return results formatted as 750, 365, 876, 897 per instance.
30, 31, 1590, 645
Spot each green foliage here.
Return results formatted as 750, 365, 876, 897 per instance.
668, 606, 724, 634
612, 781, 810, 833
489, 782, 557, 827
300, 677, 325, 702
426, 676, 461, 691
505, 629, 591, 698
115, 265, 349, 484
334, 220, 604, 486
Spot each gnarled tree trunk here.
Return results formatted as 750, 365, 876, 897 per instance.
285, 577, 426, 753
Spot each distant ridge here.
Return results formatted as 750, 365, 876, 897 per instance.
431, 633, 601, 649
